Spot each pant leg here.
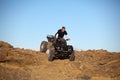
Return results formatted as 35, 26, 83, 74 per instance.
60, 38, 67, 46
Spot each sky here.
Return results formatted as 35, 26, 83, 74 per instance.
0, 0, 120, 52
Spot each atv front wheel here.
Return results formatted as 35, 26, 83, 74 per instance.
48, 51, 55, 61
40, 41, 48, 53
69, 51, 75, 61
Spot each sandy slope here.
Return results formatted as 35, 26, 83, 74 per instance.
0, 41, 120, 80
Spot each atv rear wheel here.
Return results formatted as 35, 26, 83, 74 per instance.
48, 51, 55, 61
40, 41, 48, 53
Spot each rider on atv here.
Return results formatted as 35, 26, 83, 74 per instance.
55, 26, 70, 41
47, 26, 70, 52
40, 26, 75, 61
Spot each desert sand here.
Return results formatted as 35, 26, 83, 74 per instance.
0, 41, 120, 80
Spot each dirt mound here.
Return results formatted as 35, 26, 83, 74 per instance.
0, 41, 13, 62
0, 41, 120, 80
0, 41, 13, 48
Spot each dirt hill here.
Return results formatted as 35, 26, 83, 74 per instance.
0, 41, 120, 80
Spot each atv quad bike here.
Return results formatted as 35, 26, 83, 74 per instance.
40, 35, 75, 61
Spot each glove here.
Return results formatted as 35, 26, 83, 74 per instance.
66, 35, 70, 40
55, 34, 58, 39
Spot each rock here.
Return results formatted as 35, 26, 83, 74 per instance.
76, 74, 91, 80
